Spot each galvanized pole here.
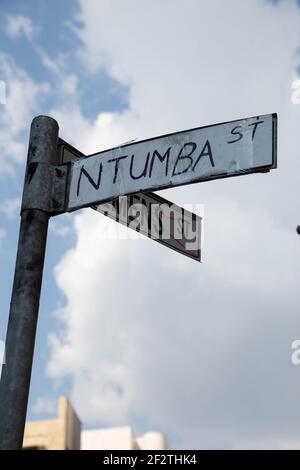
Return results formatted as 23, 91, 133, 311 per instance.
0, 116, 59, 449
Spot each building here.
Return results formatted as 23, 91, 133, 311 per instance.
81, 427, 167, 450
23, 395, 168, 450
23, 396, 81, 450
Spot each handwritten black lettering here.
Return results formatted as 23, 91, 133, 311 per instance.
130, 152, 150, 180
172, 142, 196, 177
108, 155, 128, 184
192, 140, 214, 170
248, 119, 264, 140
149, 147, 171, 178
76, 163, 103, 197
227, 126, 243, 144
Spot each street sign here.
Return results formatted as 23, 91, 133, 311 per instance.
0, 113, 278, 449
92, 193, 202, 261
57, 138, 202, 261
67, 113, 277, 211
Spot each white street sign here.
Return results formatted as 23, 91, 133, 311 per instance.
67, 113, 277, 211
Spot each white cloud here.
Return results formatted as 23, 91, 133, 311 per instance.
31, 44, 78, 98
50, 223, 72, 238
4, 14, 38, 41
0, 197, 21, 219
32, 396, 56, 416
46, 0, 300, 449
0, 23, 81, 175
0, 228, 7, 244
49, 213, 75, 238
0, 53, 49, 174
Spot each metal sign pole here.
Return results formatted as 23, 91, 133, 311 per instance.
0, 116, 59, 449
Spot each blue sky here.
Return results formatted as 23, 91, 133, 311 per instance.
1, 0, 300, 450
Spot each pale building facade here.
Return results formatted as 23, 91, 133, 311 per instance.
23, 396, 81, 450
81, 427, 168, 450
23, 395, 168, 450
